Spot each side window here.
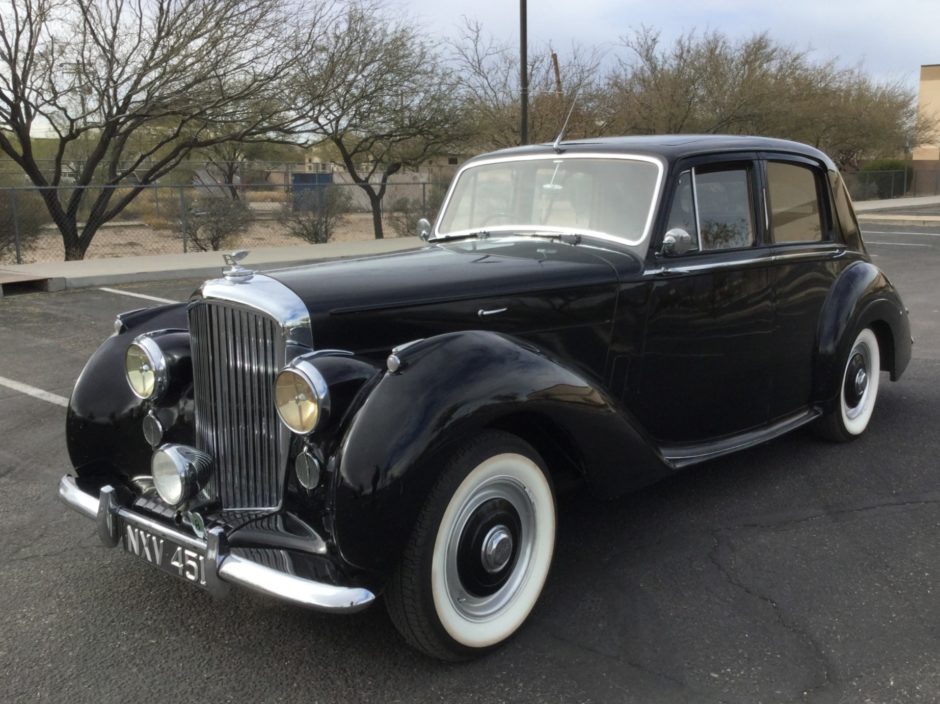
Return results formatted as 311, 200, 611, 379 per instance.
694, 166, 756, 250
767, 162, 823, 243
665, 170, 699, 249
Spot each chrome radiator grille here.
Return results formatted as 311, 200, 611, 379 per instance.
189, 301, 285, 509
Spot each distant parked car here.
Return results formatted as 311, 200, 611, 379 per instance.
59, 136, 910, 660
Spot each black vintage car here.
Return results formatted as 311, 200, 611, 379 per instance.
59, 136, 911, 660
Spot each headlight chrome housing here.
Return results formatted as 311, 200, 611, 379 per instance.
151, 444, 212, 507
125, 335, 168, 400
274, 359, 331, 435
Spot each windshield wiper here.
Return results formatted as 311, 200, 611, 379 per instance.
430, 230, 491, 242
432, 230, 583, 245
514, 231, 582, 245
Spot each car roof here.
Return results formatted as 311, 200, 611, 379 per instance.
472, 135, 837, 170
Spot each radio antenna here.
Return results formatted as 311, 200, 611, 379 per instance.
552, 89, 579, 153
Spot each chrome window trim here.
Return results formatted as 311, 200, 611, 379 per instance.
431, 152, 666, 248
194, 274, 313, 349
691, 166, 702, 247
772, 247, 845, 262
645, 245, 845, 276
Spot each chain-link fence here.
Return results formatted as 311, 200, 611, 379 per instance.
843, 169, 940, 201
0, 180, 449, 265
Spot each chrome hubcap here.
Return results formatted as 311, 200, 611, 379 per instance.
481, 525, 514, 574
854, 367, 868, 396
444, 476, 536, 620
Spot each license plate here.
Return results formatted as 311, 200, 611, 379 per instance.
122, 522, 208, 589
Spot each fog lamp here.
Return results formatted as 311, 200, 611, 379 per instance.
295, 450, 322, 490
274, 360, 330, 435
151, 444, 212, 507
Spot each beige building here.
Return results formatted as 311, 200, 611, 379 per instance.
913, 64, 940, 160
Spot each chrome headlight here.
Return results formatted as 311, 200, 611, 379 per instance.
274, 360, 330, 435
125, 336, 167, 400
151, 444, 212, 507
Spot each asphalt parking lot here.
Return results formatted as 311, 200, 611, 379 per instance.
1, 224, 939, 704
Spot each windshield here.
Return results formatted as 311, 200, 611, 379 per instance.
435, 155, 662, 245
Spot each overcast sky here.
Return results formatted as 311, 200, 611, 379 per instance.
395, 0, 936, 92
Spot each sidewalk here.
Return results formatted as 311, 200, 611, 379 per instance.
853, 194, 940, 225
0, 237, 422, 296
2, 193, 939, 297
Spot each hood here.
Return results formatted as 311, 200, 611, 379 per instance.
267, 238, 637, 358
269, 239, 632, 315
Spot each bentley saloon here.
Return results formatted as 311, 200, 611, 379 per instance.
58, 136, 911, 660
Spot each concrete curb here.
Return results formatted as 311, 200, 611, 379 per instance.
0, 237, 423, 295
856, 214, 940, 227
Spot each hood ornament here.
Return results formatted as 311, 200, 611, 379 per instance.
223, 250, 254, 282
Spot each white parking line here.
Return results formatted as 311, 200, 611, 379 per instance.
865, 241, 932, 247
0, 376, 69, 408
98, 287, 178, 304
862, 230, 940, 237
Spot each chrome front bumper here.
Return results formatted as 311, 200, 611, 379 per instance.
57, 475, 375, 612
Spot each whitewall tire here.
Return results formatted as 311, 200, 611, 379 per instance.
386, 431, 556, 660
817, 327, 881, 441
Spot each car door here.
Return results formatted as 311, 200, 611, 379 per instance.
760, 154, 849, 420
629, 154, 775, 444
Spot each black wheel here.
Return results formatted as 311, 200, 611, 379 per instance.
385, 431, 556, 661
816, 327, 881, 442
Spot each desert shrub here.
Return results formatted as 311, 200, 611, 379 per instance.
387, 183, 447, 237
186, 197, 253, 251
0, 184, 50, 263
280, 186, 351, 244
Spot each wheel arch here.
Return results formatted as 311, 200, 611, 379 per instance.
330, 330, 670, 581
484, 410, 586, 492
814, 260, 912, 408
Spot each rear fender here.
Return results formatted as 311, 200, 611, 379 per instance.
814, 261, 911, 408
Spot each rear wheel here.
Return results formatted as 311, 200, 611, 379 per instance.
386, 431, 555, 660
816, 327, 881, 441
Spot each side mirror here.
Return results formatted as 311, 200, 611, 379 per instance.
417, 218, 432, 241
662, 228, 694, 256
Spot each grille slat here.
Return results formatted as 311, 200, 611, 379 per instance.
189, 301, 285, 509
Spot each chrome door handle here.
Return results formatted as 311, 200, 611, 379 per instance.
478, 307, 508, 318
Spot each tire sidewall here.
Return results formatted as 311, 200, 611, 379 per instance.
415, 432, 555, 657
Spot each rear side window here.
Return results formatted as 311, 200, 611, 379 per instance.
829, 172, 860, 242
767, 162, 823, 243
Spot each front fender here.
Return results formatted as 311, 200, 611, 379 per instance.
814, 261, 911, 407
67, 303, 191, 489
331, 330, 669, 577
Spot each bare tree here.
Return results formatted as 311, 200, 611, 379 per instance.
293, 1, 463, 239
0, 0, 326, 259
451, 20, 603, 150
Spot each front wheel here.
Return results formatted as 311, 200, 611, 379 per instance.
386, 431, 556, 660
816, 327, 881, 441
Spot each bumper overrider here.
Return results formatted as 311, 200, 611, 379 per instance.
57, 475, 375, 612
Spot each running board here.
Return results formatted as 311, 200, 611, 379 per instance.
661, 408, 821, 469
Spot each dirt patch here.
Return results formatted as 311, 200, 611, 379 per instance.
4, 213, 409, 264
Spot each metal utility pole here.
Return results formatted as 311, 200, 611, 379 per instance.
520, 0, 528, 145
